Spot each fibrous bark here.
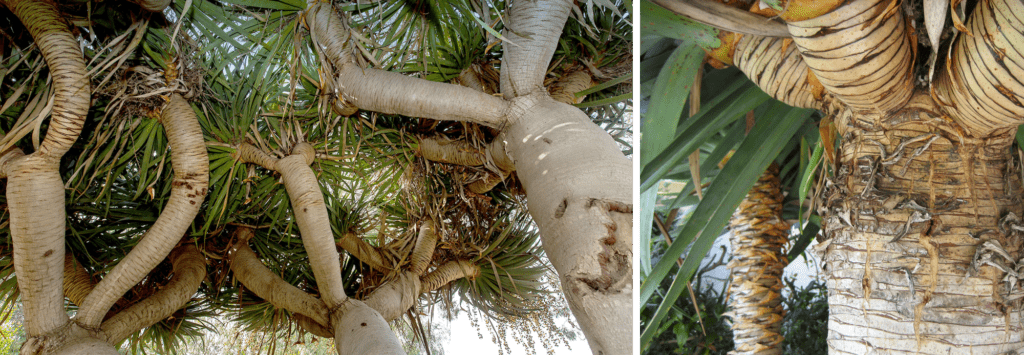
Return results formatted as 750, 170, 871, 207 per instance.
727, 164, 789, 355
816, 94, 1024, 353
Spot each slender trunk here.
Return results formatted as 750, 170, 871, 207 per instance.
78, 94, 209, 328
818, 95, 1024, 353
0, 0, 90, 342
727, 164, 788, 355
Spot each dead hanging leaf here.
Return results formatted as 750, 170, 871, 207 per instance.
924, 0, 948, 51
950, 0, 970, 35
690, 69, 704, 200
819, 115, 836, 166
689, 151, 702, 200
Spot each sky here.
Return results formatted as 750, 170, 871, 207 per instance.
440, 309, 592, 355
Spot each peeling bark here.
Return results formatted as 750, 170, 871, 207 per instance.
817, 94, 1024, 353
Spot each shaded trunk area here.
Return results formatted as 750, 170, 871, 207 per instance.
728, 163, 789, 355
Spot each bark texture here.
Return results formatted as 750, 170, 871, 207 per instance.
63, 253, 95, 307
100, 245, 207, 344
932, 0, 1024, 137
0, 0, 90, 339
502, 95, 632, 355
78, 94, 209, 328
816, 94, 1024, 353
785, 0, 914, 114
728, 164, 789, 355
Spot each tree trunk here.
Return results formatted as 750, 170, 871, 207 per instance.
688, 0, 1024, 352
501, 95, 633, 355
728, 164, 789, 355
815, 95, 1024, 353
305, 1, 633, 352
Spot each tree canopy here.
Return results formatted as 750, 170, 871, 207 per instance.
0, 0, 632, 353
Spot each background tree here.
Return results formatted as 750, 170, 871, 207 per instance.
641, 0, 1024, 353
0, 0, 632, 353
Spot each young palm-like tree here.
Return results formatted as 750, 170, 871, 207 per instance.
0, 0, 632, 354
642, 0, 1024, 353
727, 163, 789, 355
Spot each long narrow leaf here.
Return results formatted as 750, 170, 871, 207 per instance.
640, 101, 814, 347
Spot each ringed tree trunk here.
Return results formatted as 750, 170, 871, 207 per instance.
0, 0, 209, 345
690, 0, 1024, 353
727, 164, 789, 355
305, 2, 632, 353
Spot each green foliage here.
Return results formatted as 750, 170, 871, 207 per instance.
780, 279, 829, 355
0, 0, 631, 353
639, 16, 826, 350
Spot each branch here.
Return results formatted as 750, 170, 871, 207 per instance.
78, 94, 210, 327
362, 272, 420, 322
932, 0, 1024, 137
335, 66, 508, 127
228, 228, 331, 332
420, 260, 479, 293
409, 219, 437, 276
237, 142, 348, 308
306, 2, 507, 127
500, 0, 572, 98
336, 233, 389, 272
2, 0, 90, 159
419, 137, 514, 194
650, 0, 790, 38
63, 253, 95, 307
99, 245, 207, 345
